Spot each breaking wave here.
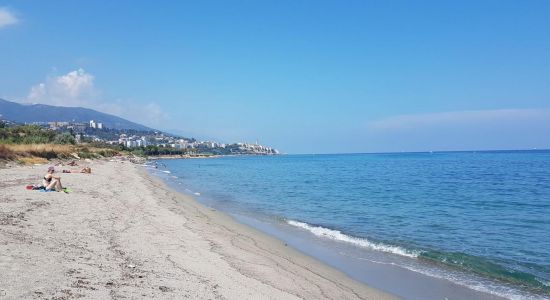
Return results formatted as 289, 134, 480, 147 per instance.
286, 219, 420, 258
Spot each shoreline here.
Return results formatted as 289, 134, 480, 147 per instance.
138, 163, 394, 299
150, 157, 531, 300
147, 153, 281, 160
0, 160, 393, 299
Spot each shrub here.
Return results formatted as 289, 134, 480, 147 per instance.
54, 132, 76, 144
17, 156, 48, 165
78, 151, 97, 159
30, 149, 57, 159
0, 144, 15, 160
131, 149, 145, 157
96, 149, 118, 157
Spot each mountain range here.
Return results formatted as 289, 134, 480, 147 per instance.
0, 98, 152, 131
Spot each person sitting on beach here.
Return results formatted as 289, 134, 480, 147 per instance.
62, 167, 91, 174
43, 166, 64, 191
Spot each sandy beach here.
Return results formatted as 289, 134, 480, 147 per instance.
0, 159, 394, 299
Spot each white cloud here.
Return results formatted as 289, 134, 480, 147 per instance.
56, 69, 95, 98
27, 68, 97, 107
0, 7, 18, 29
24, 69, 169, 128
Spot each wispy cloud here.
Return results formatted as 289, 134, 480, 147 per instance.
367, 109, 550, 131
0, 7, 18, 29
361, 109, 550, 152
97, 99, 169, 127
24, 69, 169, 127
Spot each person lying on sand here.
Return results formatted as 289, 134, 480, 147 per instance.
62, 167, 91, 174
43, 166, 64, 192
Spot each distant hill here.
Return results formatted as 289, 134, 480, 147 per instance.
0, 98, 152, 131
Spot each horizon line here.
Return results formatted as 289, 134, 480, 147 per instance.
285, 148, 550, 156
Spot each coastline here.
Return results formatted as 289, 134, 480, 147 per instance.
147, 153, 280, 160
0, 160, 393, 299
151, 157, 519, 300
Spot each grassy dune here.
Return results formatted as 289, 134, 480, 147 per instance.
0, 143, 120, 164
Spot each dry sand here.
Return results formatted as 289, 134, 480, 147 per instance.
0, 160, 395, 299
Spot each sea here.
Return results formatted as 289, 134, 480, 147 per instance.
148, 151, 550, 300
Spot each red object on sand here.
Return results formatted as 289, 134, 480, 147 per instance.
26, 185, 34, 190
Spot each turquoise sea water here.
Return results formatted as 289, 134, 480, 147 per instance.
152, 151, 550, 299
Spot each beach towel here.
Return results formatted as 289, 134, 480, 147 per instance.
39, 188, 71, 193
27, 185, 71, 193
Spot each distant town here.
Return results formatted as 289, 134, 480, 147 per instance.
5, 118, 279, 156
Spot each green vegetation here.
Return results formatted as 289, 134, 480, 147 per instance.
0, 122, 121, 163
0, 123, 75, 145
81, 127, 194, 143
53, 132, 76, 145
130, 145, 214, 157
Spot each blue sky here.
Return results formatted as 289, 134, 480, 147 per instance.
1, 1, 549, 153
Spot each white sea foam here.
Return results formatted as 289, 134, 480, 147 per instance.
162, 170, 171, 174
538, 278, 550, 287
194, 192, 201, 196
286, 220, 420, 258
